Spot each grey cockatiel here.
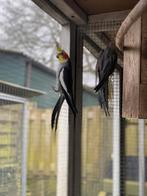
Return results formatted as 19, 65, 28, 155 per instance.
94, 44, 117, 115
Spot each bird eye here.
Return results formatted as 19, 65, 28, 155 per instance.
56, 54, 59, 58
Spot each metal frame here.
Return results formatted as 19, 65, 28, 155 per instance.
66, 13, 123, 196
32, 0, 69, 25
56, 23, 83, 196
138, 119, 145, 196
112, 71, 121, 196
56, 25, 70, 196
68, 24, 83, 196
0, 93, 29, 196
49, 0, 87, 25
78, 15, 123, 196
0, 92, 26, 103
22, 102, 29, 196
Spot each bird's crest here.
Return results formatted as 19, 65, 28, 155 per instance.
56, 42, 62, 54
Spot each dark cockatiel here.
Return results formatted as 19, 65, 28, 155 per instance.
51, 44, 77, 130
94, 44, 117, 115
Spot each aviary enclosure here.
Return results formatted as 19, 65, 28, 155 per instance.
0, 0, 147, 196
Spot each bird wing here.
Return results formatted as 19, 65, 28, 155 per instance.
94, 47, 117, 92
94, 70, 111, 92
59, 64, 77, 115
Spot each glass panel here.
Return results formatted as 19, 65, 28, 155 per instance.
0, 0, 66, 195
0, 103, 23, 196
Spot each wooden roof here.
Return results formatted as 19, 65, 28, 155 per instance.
33, 0, 140, 25
75, 0, 139, 15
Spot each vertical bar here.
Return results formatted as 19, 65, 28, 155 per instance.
57, 102, 69, 196
56, 24, 70, 196
57, 23, 83, 196
68, 24, 83, 196
113, 71, 120, 196
138, 119, 145, 196
119, 69, 126, 196
22, 102, 29, 196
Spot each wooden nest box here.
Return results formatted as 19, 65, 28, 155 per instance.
123, 12, 147, 118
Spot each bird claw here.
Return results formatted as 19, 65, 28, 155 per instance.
94, 86, 98, 92
52, 86, 59, 92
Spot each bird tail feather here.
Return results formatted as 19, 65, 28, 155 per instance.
51, 94, 64, 131
97, 82, 110, 116
62, 88, 78, 115
94, 71, 111, 92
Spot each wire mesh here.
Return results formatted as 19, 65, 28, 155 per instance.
0, 0, 65, 195
0, 34, 71, 196
80, 16, 143, 196
0, 101, 23, 196
80, 18, 123, 196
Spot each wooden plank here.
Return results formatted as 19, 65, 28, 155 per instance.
122, 18, 141, 118
84, 34, 101, 58
141, 12, 147, 84
139, 85, 147, 118
75, 0, 137, 15
84, 35, 101, 52
84, 40, 99, 58
50, 0, 87, 25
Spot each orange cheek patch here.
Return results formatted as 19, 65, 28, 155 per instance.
63, 53, 69, 59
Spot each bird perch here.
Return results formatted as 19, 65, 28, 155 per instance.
115, 0, 147, 51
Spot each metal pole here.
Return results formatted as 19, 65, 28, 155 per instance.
56, 24, 70, 196
21, 102, 29, 196
138, 119, 145, 196
113, 71, 120, 196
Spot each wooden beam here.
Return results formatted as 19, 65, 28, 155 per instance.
84, 35, 101, 58
96, 32, 110, 46
32, 0, 69, 25
50, 0, 87, 25
89, 10, 130, 23
84, 41, 99, 59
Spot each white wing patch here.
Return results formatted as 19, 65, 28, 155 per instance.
59, 69, 67, 92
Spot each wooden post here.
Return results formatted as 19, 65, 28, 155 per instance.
123, 12, 147, 118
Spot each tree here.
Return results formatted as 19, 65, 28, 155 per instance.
0, 0, 61, 69
0, 0, 96, 85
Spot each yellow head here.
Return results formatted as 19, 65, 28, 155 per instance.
56, 42, 69, 63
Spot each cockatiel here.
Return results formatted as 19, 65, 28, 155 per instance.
94, 44, 117, 115
51, 43, 77, 131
